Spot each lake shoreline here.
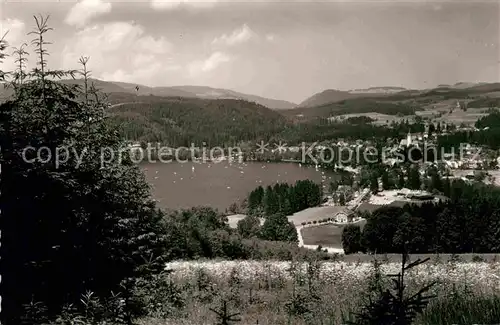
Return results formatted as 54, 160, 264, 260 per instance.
142, 161, 335, 211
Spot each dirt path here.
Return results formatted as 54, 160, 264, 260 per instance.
109, 101, 146, 108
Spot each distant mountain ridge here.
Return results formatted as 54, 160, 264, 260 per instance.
62, 79, 297, 110
349, 86, 407, 94
169, 85, 296, 109
298, 82, 497, 108
298, 87, 408, 108
2, 79, 498, 112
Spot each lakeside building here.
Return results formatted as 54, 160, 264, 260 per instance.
334, 208, 355, 223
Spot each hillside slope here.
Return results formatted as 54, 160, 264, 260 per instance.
170, 85, 296, 110
298, 89, 357, 108
108, 96, 289, 146
298, 87, 407, 108
1, 78, 296, 109
70, 79, 296, 109
288, 83, 500, 119
285, 98, 419, 119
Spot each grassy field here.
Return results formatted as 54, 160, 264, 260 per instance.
155, 259, 500, 324
332, 106, 489, 127
301, 224, 344, 247
435, 107, 489, 125
332, 112, 410, 125
414, 107, 488, 125
227, 206, 345, 228
287, 206, 344, 226
300, 219, 367, 248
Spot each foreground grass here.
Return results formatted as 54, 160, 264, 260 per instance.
139, 259, 500, 325
420, 294, 500, 324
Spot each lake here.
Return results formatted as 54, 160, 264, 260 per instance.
141, 161, 334, 211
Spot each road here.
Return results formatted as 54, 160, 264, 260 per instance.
109, 101, 146, 108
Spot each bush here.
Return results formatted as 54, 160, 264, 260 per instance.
342, 225, 362, 255
472, 255, 485, 262
259, 213, 298, 243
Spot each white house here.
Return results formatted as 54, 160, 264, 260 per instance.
334, 208, 355, 223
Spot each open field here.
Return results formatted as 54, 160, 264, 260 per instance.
301, 219, 367, 248
415, 106, 489, 124
436, 108, 489, 125
331, 112, 410, 125
331, 106, 489, 127
159, 259, 500, 325
287, 206, 344, 226
227, 206, 345, 229
164, 259, 500, 280
301, 224, 343, 247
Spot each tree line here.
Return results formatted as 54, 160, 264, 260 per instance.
246, 180, 323, 217
437, 111, 500, 150
343, 179, 500, 254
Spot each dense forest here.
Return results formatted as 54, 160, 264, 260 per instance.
246, 180, 323, 217
283, 97, 420, 119
343, 180, 500, 254
109, 98, 288, 147
437, 111, 500, 150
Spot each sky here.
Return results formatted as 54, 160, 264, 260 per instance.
1, 0, 499, 103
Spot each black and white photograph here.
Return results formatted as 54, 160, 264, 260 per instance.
1, 0, 500, 324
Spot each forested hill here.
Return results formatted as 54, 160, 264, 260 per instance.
108, 96, 289, 146
1, 78, 297, 109
64, 79, 297, 110
282, 82, 500, 119
282, 97, 420, 119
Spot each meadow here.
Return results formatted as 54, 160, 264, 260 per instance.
332, 106, 490, 127
331, 113, 409, 126
300, 224, 345, 247
143, 258, 500, 325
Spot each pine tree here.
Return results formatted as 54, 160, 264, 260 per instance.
382, 170, 391, 190
398, 171, 406, 189
430, 171, 443, 193
342, 225, 362, 254
210, 299, 241, 325
339, 192, 346, 206
264, 185, 279, 216
408, 167, 421, 190
349, 252, 437, 325
0, 16, 166, 322
370, 174, 379, 193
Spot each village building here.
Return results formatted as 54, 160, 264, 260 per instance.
334, 208, 355, 223
399, 131, 415, 147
